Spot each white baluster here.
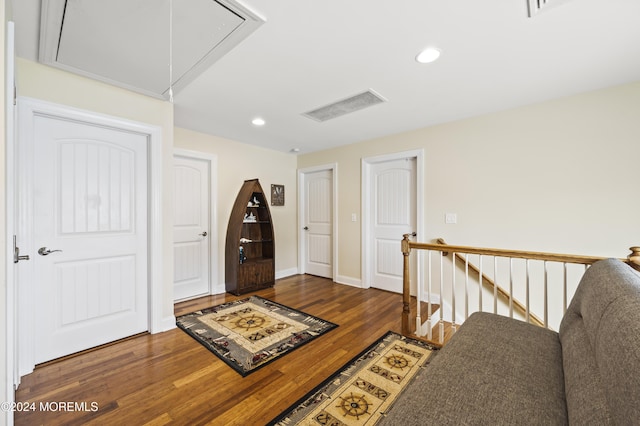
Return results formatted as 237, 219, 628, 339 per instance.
493, 257, 498, 315
416, 249, 422, 336
526, 259, 530, 324
465, 254, 469, 321
563, 263, 568, 315
452, 253, 457, 333
544, 261, 549, 328
509, 258, 514, 318
478, 255, 483, 313
427, 250, 433, 340
439, 251, 444, 343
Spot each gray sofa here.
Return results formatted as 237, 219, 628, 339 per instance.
380, 258, 640, 425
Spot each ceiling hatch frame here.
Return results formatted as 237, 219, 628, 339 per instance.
527, 0, 575, 17
38, 0, 265, 99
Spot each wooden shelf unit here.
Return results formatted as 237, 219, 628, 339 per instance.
225, 179, 275, 295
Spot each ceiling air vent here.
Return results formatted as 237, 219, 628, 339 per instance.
303, 90, 387, 122
527, 0, 574, 17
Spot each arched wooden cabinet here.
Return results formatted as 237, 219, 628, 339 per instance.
225, 179, 275, 295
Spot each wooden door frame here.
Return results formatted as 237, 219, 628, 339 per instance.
297, 164, 338, 279
14, 97, 166, 377
173, 148, 220, 295
361, 149, 424, 290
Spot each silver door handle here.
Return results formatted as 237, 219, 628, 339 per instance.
199, 231, 208, 237
38, 247, 63, 256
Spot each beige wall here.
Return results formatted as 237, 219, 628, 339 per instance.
174, 127, 298, 284
298, 81, 640, 283
15, 58, 176, 326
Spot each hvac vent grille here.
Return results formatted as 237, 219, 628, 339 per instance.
527, 0, 573, 17
303, 90, 386, 122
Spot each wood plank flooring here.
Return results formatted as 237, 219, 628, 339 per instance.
14, 274, 447, 425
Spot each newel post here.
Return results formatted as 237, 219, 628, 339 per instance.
401, 234, 412, 336
628, 247, 640, 272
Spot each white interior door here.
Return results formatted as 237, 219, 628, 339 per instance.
303, 169, 333, 278
32, 114, 149, 364
173, 155, 210, 300
369, 157, 416, 293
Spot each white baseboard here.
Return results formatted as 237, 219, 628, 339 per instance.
335, 275, 362, 288
152, 315, 177, 333
212, 284, 226, 295
276, 267, 299, 280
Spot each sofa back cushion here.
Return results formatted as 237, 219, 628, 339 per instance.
559, 259, 640, 425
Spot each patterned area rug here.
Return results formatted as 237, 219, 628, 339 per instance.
268, 331, 439, 425
176, 296, 338, 376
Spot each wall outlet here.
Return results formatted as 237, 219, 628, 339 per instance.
351, 213, 357, 222
445, 213, 457, 224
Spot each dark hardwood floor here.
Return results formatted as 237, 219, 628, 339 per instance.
14, 274, 446, 425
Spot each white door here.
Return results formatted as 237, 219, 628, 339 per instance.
32, 115, 149, 364
303, 169, 333, 278
173, 155, 210, 300
369, 158, 417, 293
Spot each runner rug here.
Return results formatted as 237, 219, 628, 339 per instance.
268, 331, 439, 425
176, 296, 338, 377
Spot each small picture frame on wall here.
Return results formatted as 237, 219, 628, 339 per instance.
271, 184, 285, 206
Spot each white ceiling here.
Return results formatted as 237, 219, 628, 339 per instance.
11, 0, 640, 154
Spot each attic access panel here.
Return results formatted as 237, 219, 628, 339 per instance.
527, 0, 575, 16
39, 0, 264, 99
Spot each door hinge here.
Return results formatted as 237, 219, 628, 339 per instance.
13, 235, 30, 263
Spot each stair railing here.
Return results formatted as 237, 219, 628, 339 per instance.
401, 236, 640, 343
435, 238, 545, 328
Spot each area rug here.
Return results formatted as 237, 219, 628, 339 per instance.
268, 331, 439, 425
176, 296, 338, 376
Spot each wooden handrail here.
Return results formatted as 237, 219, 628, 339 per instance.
405, 240, 624, 264
436, 238, 544, 327
401, 236, 640, 337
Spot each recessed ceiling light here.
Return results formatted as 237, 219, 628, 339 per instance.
416, 47, 441, 64
252, 117, 266, 126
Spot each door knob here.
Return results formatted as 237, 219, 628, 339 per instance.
303, 226, 309, 231
38, 247, 63, 256
199, 231, 208, 237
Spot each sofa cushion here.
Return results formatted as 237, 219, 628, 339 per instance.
559, 308, 612, 424
559, 259, 640, 425
380, 312, 567, 425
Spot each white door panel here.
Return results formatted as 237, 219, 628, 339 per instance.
303, 170, 333, 278
370, 158, 416, 293
173, 156, 210, 300
33, 115, 148, 363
